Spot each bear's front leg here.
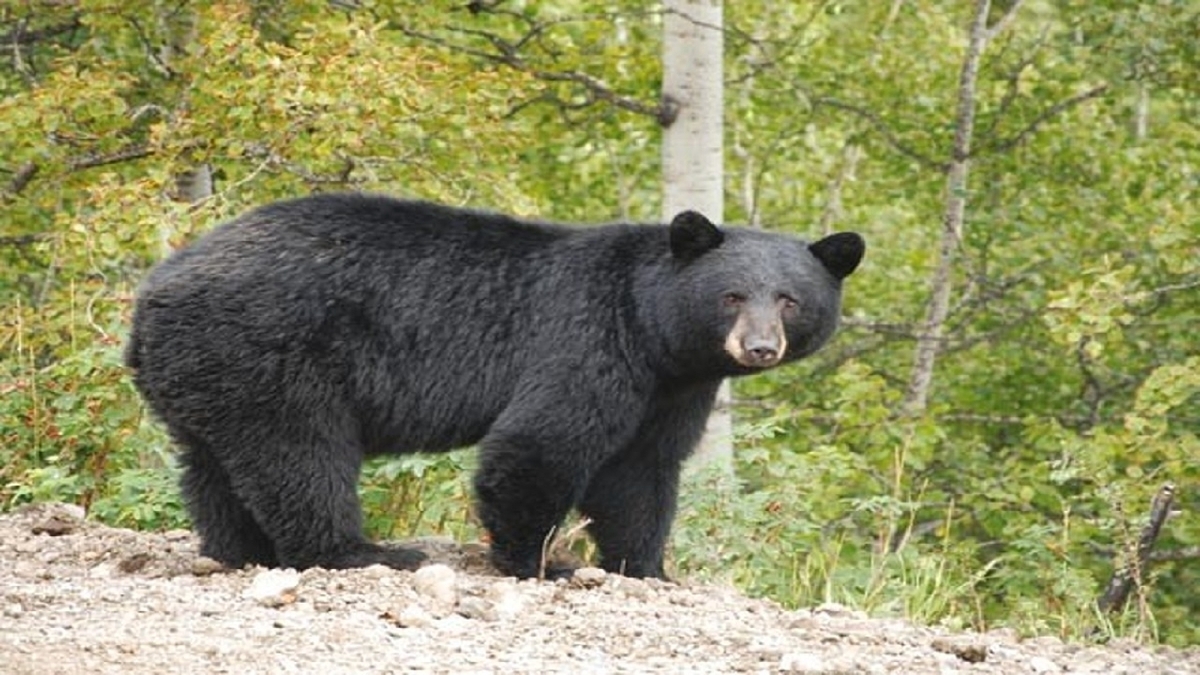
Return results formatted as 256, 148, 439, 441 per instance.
580, 379, 720, 579
579, 450, 682, 579
473, 437, 584, 580
473, 370, 646, 580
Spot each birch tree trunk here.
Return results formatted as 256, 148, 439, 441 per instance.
902, 0, 996, 415
662, 0, 731, 471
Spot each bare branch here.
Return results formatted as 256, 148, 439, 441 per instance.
1149, 546, 1200, 563
1097, 484, 1176, 614
812, 97, 947, 172
985, 0, 1025, 42
0, 16, 82, 46
125, 15, 176, 77
817, 143, 861, 236
68, 145, 155, 171
982, 84, 1110, 155
1128, 278, 1200, 301
0, 233, 51, 248
879, 0, 906, 41
393, 23, 664, 120
531, 68, 663, 118
3, 161, 39, 198
979, 26, 1049, 141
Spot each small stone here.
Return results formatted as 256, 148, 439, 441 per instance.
12, 561, 40, 578
1023, 635, 1064, 649
163, 529, 193, 541
243, 568, 300, 607
814, 602, 857, 618
985, 627, 1020, 643
571, 567, 607, 588
118, 552, 153, 574
191, 557, 225, 576
412, 564, 458, 612
391, 603, 432, 628
14, 540, 40, 554
455, 596, 497, 622
931, 637, 988, 663
361, 564, 393, 579
88, 562, 118, 579
614, 577, 650, 600
779, 651, 826, 673
485, 582, 527, 621
1029, 656, 1061, 673
668, 591, 698, 606
4, 603, 23, 618
30, 505, 83, 536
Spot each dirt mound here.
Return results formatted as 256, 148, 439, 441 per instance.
1, 503, 1196, 674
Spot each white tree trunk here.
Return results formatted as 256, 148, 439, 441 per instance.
1134, 81, 1150, 141
662, 0, 731, 471
903, 0, 995, 415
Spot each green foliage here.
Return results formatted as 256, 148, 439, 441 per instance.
359, 452, 479, 542
2, 0, 1196, 647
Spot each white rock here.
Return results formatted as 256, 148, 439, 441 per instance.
572, 567, 607, 588
455, 596, 496, 621
360, 564, 393, 579
485, 582, 527, 621
813, 601, 864, 619
190, 557, 224, 576
614, 576, 651, 600
1029, 656, 1061, 673
243, 568, 301, 607
779, 651, 827, 673
88, 562, 117, 579
412, 564, 458, 611
394, 603, 433, 628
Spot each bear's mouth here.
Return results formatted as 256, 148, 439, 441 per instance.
724, 336, 785, 369
730, 350, 782, 368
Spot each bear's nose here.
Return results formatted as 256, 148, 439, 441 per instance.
744, 341, 781, 366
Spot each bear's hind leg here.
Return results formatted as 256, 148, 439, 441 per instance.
178, 442, 278, 569
225, 434, 426, 572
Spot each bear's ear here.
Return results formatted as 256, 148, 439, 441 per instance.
669, 211, 724, 261
809, 232, 865, 280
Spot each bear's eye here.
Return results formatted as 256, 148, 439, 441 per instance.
779, 295, 799, 311
722, 292, 746, 307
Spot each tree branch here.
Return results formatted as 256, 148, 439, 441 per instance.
391, 18, 665, 121
985, 0, 1025, 42
1096, 484, 1176, 614
3, 161, 39, 198
0, 16, 82, 46
68, 145, 154, 171
979, 26, 1049, 141
0, 233, 51, 248
1148, 546, 1200, 563
981, 84, 1110, 155
812, 97, 948, 172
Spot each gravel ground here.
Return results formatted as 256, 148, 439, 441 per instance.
1, 503, 1197, 674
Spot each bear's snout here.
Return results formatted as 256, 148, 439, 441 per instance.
724, 310, 788, 369
742, 339, 782, 367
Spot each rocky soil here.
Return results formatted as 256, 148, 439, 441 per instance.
1, 503, 1197, 674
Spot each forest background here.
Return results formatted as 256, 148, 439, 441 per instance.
1, 0, 1197, 646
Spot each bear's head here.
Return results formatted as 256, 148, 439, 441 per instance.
658, 210, 864, 378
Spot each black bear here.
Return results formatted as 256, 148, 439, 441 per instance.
126, 193, 864, 579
